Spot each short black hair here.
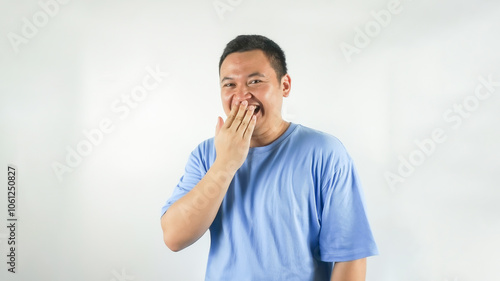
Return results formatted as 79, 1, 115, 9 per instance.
219, 35, 288, 80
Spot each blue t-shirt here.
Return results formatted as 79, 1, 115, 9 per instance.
161, 123, 378, 280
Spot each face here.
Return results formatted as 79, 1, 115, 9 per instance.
219, 50, 291, 133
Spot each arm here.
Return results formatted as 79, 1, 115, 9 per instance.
330, 258, 366, 281
161, 101, 256, 252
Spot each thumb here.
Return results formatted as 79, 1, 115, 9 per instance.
215, 116, 224, 136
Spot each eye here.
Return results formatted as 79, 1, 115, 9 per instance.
223, 83, 235, 87
249, 80, 262, 84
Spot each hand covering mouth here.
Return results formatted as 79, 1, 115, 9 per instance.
230, 103, 262, 115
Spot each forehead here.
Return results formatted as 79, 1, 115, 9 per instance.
220, 50, 274, 77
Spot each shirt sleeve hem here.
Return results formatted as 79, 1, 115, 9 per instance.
320, 248, 379, 262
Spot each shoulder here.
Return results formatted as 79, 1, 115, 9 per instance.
187, 137, 216, 172
195, 137, 215, 153
291, 124, 350, 159
289, 124, 357, 190
293, 124, 341, 145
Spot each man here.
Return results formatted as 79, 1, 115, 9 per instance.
161, 35, 378, 281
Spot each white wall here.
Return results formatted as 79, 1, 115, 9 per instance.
1, 0, 499, 280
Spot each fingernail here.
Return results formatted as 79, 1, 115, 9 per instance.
248, 105, 255, 110
242, 100, 248, 105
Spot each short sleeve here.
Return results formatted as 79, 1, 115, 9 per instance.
160, 144, 209, 217
318, 155, 379, 262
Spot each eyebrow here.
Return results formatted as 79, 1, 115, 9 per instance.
220, 72, 266, 84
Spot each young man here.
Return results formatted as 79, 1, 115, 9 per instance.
161, 35, 378, 281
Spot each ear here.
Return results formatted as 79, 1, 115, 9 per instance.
281, 74, 291, 98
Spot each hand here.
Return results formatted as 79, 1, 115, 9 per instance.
214, 100, 257, 174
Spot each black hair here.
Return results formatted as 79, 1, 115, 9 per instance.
219, 35, 288, 80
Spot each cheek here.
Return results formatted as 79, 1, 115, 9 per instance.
221, 92, 231, 102
257, 85, 276, 102
221, 91, 232, 113
250, 84, 269, 97
221, 88, 233, 99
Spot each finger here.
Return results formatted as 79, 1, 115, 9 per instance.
224, 100, 240, 129
243, 115, 257, 141
236, 105, 255, 133
230, 100, 248, 131
215, 116, 223, 136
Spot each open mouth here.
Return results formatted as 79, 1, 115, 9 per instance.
253, 106, 261, 115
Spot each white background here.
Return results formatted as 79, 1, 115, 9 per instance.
1, 0, 499, 280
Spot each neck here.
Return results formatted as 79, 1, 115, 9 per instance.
250, 119, 290, 148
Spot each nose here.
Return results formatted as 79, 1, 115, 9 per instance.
233, 85, 252, 102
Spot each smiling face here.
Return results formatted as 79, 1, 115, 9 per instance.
219, 50, 291, 137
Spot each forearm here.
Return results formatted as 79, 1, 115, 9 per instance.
162, 100, 256, 252
330, 258, 366, 281
161, 160, 235, 251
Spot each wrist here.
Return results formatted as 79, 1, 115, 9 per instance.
212, 158, 239, 178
